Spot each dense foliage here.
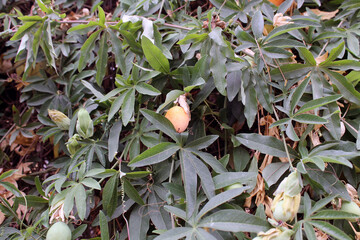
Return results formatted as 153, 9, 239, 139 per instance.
1, 0, 360, 239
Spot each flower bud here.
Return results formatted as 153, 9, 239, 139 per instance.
48, 109, 70, 130
272, 194, 301, 222
272, 170, 302, 222
256, 227, 294, 240
76, 108, 93, 139
66, 134, 81, 156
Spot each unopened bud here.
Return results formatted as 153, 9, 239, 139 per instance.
48, 109, 70, 130
66, 134, 81, 156
272, 170, 302, 222
256, 227, 294, 240
76, 108, 94, 139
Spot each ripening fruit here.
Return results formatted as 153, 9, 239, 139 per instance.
341, 201, 360, 221
165, 106, 190, 133
268, 0, 284, 6
46, 222, 72, 240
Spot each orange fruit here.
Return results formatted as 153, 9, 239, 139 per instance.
165, 106, 190, 133
268, 0, 284, 6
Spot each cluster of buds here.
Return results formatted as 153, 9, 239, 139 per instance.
48, 109, 70, 130
76, 108, 94, 139
271, 170, 302, 223
253, 226, 294, 240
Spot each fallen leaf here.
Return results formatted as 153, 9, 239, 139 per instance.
311, 9, 339, 20
315, 51, 328, 65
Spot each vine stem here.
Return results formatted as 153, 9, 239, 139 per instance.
253, 37, 295, 171
158, 0, 166, 19
272, 105, 295, 171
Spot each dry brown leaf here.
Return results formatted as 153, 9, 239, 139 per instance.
311, 9, 339, 20
7, 73, 30, 90
315, 52, 328, 65
310, 130, 322, 147
273, 13, 293, 27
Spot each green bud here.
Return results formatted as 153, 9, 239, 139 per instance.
48, 109, 70, 130
76, 108, 93, 139
284, 170, 301, 197
66, 134, 81, 156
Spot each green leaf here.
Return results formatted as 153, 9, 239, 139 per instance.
244, 86, 257, 127
15, 195, 48, 207
183, 150, 215, 199
192, 150, 227, 173
157, 90, 184, 113
121, 89, 135, 126
265, 24, 307, 41
177, 33, 208, 45
292, 114, 327, 124
36, 0, 51, 13
251, 11, 264, 39
234, 133, 299, 159
74, 184, 87, 220
10, 21, 38, 41
125, 171, 151, 179
209, 27, 226, 46
96, 32, 109, 86
196, 186, 249, 220
98, 6, 106, 26
315, 156, 352, 168
67, 21, 100, 33
308, 221, 351, 240
140, 109, 179, 142
312, 32, 345, 43
307, 169, 350, 201
102, 173, 118, 216
179, 149, 197, 218
309, 195, 337, 215
213, 172, 257, 190
141, 36, 169, 73
290, 77, 310, 114
322, 60, 360, 71
154, 227, 193, 240
135, 82, 161, 96
255, 76, 273, 113
322, 69, 360, 105
108, 92, 126, 121
128, 142, 180, 167
295, 94, 342, 116
108, 120, 122, 162
123, 178, 145, 205
297, 47, 316, 66
119, 29, 142, 55
198, 210, 271, 233
320, 42, 345, 65
78, 29, 102, 72
0, 169, 17, 181
108, 30, 126, 73
310, 210, 359, 220
184, 135, 218, 150
210, 45, 227, 96
262, 162, 289, 187
81, 178, 101, 190
99, 210, 109, 240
